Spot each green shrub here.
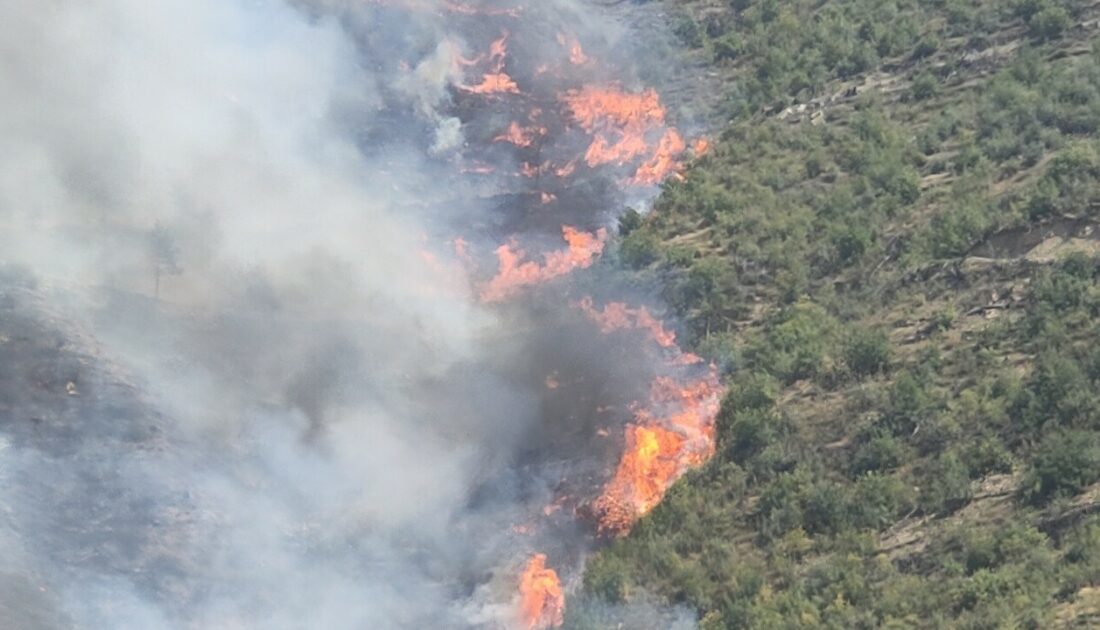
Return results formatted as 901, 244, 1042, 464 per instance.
1023, 429, 1100, 504
843, 330, 892, 378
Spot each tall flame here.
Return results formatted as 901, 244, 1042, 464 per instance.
518, 554, 565, 629
480, 226, 608, 302
592, 366, 722, 537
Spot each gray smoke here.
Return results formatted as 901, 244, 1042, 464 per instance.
0, 0, 695, 628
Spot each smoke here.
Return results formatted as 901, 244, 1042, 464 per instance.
0, 0, 701, 628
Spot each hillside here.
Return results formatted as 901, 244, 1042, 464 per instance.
573, 1, 1100, 628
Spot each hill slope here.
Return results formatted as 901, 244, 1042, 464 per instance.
571, 1, 1100, 627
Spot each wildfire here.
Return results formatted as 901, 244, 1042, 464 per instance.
494, 121, 546, 148
480, 226, 608, 302
574, 297, 677, 348
693, 137, 711, 156
592, 367, 722, 537
631, 128, 687, 185
561, 86, 689, 185
459, 31, 522, 95
518, 554, 565, 629
556, 33, 589, 65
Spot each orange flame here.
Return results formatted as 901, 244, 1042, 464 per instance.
693, 137, 711, 156
459, 31, 522, 95
518, 554, 564, 629
631, 128, 686, 185
562, 86, 664, 167
556, 33, 589, 65
480, 226, 608, 302
592, 367, 722, 537
574, 297, 677, 348
494, 121, 546, 147
460, 72, 520, 95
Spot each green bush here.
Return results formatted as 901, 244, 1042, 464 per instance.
843, 330, 893, 378
1023, 429, 1100, 504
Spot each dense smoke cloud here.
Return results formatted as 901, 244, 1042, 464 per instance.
0, 0, 700, 628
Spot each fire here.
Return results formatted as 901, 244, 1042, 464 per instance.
561, 85, 689, 184
562, 86, 665, 167
574, 297, 677, 348
592, 367, 722, 537
480, 226, 608, 302
461, 72, 520, 95
693, 137, 711, 156
494, 121, 546, 147
631, 128, 686, 185
459, 31, 522, 95
518, 554, 565, 630
556, 33, 589, 65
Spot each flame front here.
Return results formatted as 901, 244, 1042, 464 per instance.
459, 31, 522, 95
518, 554, 564, 629
574, 296, 677, 348
480, 226, 608, 302
592, 367, 722, 537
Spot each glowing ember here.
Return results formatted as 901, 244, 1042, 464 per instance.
693, 137, 711, 156
574, 297, 677, 348
480, 226, 607, 302
518, 554, 564, 630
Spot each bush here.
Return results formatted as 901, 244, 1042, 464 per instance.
1029, 5, 1071, 41
919, 453, 972, 515
1023, 430, 1100, 504
910, 72, 940, 101
852, 431, 908, 475
843, 330, 892, 378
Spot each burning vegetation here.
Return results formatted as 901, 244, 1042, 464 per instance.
518, 554, 565, 629
2, 0, 721, 627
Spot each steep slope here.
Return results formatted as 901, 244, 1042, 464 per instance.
573, 1, 1100, 628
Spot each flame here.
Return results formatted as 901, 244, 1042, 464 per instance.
494, 121, 546, 148
592, 367, 722, 537
562, 86, 664, 167
561, 86, 689, 185
518, 554, 564, 630
553, 160, 577, 178
460, 72, 520, 95
631, 128, 686, 185
556, 33, 589, 65
458, 31, 522, 95
540, 192, 557, 204
692, 137, 710, 156
574, 297, 677, 348
480, 226, 607, 302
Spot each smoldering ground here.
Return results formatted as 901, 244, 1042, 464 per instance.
0, 0, 699, 628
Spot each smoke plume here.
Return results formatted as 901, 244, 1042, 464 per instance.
0, 0, 710, 628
